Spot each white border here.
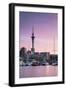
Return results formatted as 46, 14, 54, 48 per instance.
15, 6, 62, 84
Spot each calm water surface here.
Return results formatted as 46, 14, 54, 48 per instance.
19, 66, 58, 78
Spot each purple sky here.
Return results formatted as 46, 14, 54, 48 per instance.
19, 12, 58, 54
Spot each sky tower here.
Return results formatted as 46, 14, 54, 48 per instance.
31, 26, 35, 54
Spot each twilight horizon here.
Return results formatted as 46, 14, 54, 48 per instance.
19, 12, 58, 54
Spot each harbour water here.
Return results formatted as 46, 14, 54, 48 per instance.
19, 66, 58, 78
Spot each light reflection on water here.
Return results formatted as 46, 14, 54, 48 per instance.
19, 66, 58, 78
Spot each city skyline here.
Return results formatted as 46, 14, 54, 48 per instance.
19, 12, 58, 54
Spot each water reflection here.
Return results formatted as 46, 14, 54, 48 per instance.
19, 66, 58, 78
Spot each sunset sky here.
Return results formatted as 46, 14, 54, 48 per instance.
19, 12, 58, 54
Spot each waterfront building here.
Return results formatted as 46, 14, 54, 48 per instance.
19, 26, 58, 66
